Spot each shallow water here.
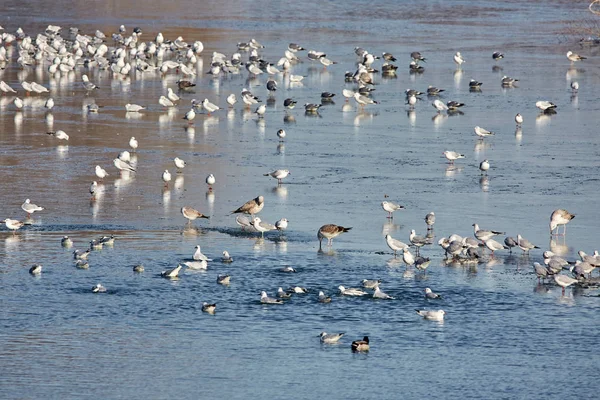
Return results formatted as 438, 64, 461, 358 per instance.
1, 1, 600, 398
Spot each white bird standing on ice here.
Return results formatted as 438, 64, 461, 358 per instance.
264, 169, 290, 184
129, 137, 138, 152
381, 201, 404, 218
206, 174, 215, 191
174, 157, 186, 172
515, 113, 523, 126
454, 52, 465, 66
479, 160, 490, 174
162, 170, 172, 187
443, 151, 465, 163
95, 165, 108, 181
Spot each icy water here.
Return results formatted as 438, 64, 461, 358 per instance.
2, 1, 600, 398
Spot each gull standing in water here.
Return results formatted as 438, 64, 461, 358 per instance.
193, 245, 212, 261
516, 234, 539, 253
566, 51, 586, 62
231, 196, 264, 216
275, 218, 288, 231
385, 234, 408, 256
206, 174, 216, 191
409, 230, 431, 255
473, 224, 505, 242
277, 129, 286, 141
479, 160, 490, 174
1, 219, 24, 234
402, 248, 415, 267
571, 82, 579, 93
381, 201, 404, 218
454, 52, 465, 67
425, 212, 435, 230
550, 209, 575, 235
318, 224, 352, 247
162, 170, 172, 187
113, 158, 136, 172
21, 199, 44, 217
515, 113, 523, 126
554, 274, 578, 294
353, 92, 378, 107
29, 264, 42, 275
264, 169, 290, 184
181, 206, 209, 224
174, 157, 186, 172
474, 126, 494, 139
129, 137, 138, 152
443, 151, 465, 163
250, 217, 276, 237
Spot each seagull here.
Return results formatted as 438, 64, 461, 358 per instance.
235, 215, 253, 230
217, 275, 231, 285
92, 284, 107, 293
161, 265, 182, 279
125, 104, 145, 112
473, 224, 504, 242
492, 51, 504, 60
304, 103, 321, 113
338, 285, 368, 296
82, 74, 98, 91
427, 86, 445, 96
515, 113, 523, 126
381, 201, 404, 218
44, 98, 54, 110
320, 332, 344, 344
113, 158, 135, 172
226, 94, 237, 107
411, 51, 426, 62
353, 92, 378, 107
402, 248, 415, 267
373, 287, 394, 299
351, 336, 370, 352
474, 126, 494, 139
432, 99, 449, 112
469, 80, 483, 90
570, 81, 579, 92
447, 101, 465, 110
566, 51, 586, 62
319, 57, 337, 68
21, 199, 44, 217
133, 265, 145, 273
183, 108, 196, 123
535, 101, 557, 112
231, 196, 264, 216
283, 99, 297, 110
162, 170, 172, 187
206, 174, 216, 191
550, 209, 575, 235
167, 88, 180, 103
280, 266, 296, 273
424, 288, 441, 299
260, 291, 283, 304
409, 230, 431, 254
29, 264, 42, 275
202, 302, 216, 314
484, 239, 508, 255
318, 224, 352, 247
255, 104, 266, 118
1, 219, 24, 234
342, 89, 356, 102
159, 96, 175, 107
416, 309, 445, 321
277, 129, 286, 141
0, 81, 17, 94
554, 274, 578, 294
453, 52, 465, 66
61, 236, 73, 247
385, 234, 408, 256
533, 262, 549, 282
250, 217, 276, 237
318, 291, 332, 303
504, 237, 518, 253
425, 212, 435, 230
362, 279, 381, 289
193, 245, 212, 261
75, 260, 89, 269
174, 157, 186, 172
221, 251, 233, 263
275, 218, 288, 231
129, 137, 138, 152
181, 206, 209, 224
202, 98, 220, 114
501, 76, 519, 86
479, 160, 490, 174
277, 287, 292, 299
443, 151, 465, 163
48, 130, 69, 140
184, 260, 207, 270
516, 234, 539, 253
94, 166, 109, 182
89, 181, 98, 201
264, 169, 290, 184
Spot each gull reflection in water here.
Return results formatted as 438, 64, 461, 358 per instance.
445, 165, 463, 177
549, 237, 569, 256
162, 188, 171, 211
407, 109, 416, 126
479, 175, 489, 192
272, 185, 288, 200
174, 175, 184, 191
56, 145, 69, 159
515, 127, 522, 143
382, 222, 400, 236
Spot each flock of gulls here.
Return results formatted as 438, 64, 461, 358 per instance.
0, 23, 597, 352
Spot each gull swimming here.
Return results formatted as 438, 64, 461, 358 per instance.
184, 260, 208, 270
362, 279, 381, 289
181, 206, 209, 224
92, 284, 107, 293
283, 98, 297, 109
351, 336, 369, 352
280, 266, 296, 273
304, 103, 321, 113
161, 265, 182, 279
385, 234, 408, 256
373, 287, 394, 300
320, 332, 344, 344
221, 251, 233, 263
133, 265, 145, 273
318, 291, 332, 303
21, 199, 44, 217
202, 302, 216, 314
474, 126, 494, 139
277, 287, 292, 299
260, 291, 283, 304
231, 196, 264, 216
469, 80, 483, 90
550, 209, 575, 235
424, 288, 441, 299
443, 151, 465, 163
75, 260, 89, 269
501, 76, 519, 86
264, 169, 290, 184
338, 285, 368, 296
381, 201, 404, 218
427, 86, 445, 96
217, 275, 231, 285
416, 309, 445, 321
61, 236, 73, 247
193, 245, 212, 261
318, 224, 352, 247
29, 264, 42, 275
